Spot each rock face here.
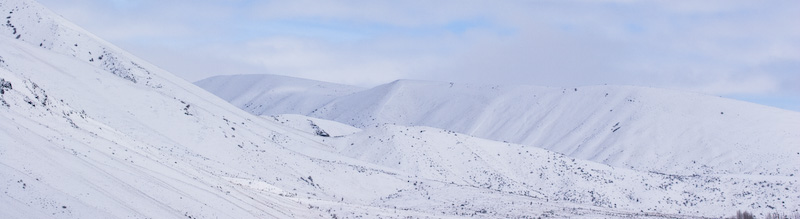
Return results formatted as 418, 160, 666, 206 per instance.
1, 0, 798, 218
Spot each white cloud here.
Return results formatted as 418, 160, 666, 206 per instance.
687, 75, 780, 96
35, 0, 800, 110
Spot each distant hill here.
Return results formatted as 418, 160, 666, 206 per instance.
196, 74, 363, 116
197, 76, 800, 176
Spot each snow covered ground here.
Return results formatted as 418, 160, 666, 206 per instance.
1, 0, 798, 218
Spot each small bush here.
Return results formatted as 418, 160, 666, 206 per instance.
765, 212, 800, 219
0, 78, 11, 94
735, 210, 755, 219
730, 210, 800, 219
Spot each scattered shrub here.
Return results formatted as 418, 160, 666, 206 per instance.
0, 78, 11, 94
734, 210, 755, 219
729, 210, 800, 219
764, 212, 800, 219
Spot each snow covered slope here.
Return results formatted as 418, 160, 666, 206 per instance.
270, 114, 800, 217
198, 76, 800, 176
268, 114, 362, 137
0, 1, 424, 217
2, 0, 798, 218
196, 74, 363, 116
0, 1, 533, 218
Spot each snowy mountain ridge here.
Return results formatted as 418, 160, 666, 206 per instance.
197, 74, 800, 176
196, 74, 363, 116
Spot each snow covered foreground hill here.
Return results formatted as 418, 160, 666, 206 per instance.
0, 0, 797, 218
198, 75, 800, 177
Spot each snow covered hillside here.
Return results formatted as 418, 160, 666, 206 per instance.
1, 0, 798, 218
196, 74, 363, 116
197, 76, 800, 177
271, 114, 800, 217
1, 0, 427, 217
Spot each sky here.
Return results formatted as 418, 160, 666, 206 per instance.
36, 0, 800, 111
